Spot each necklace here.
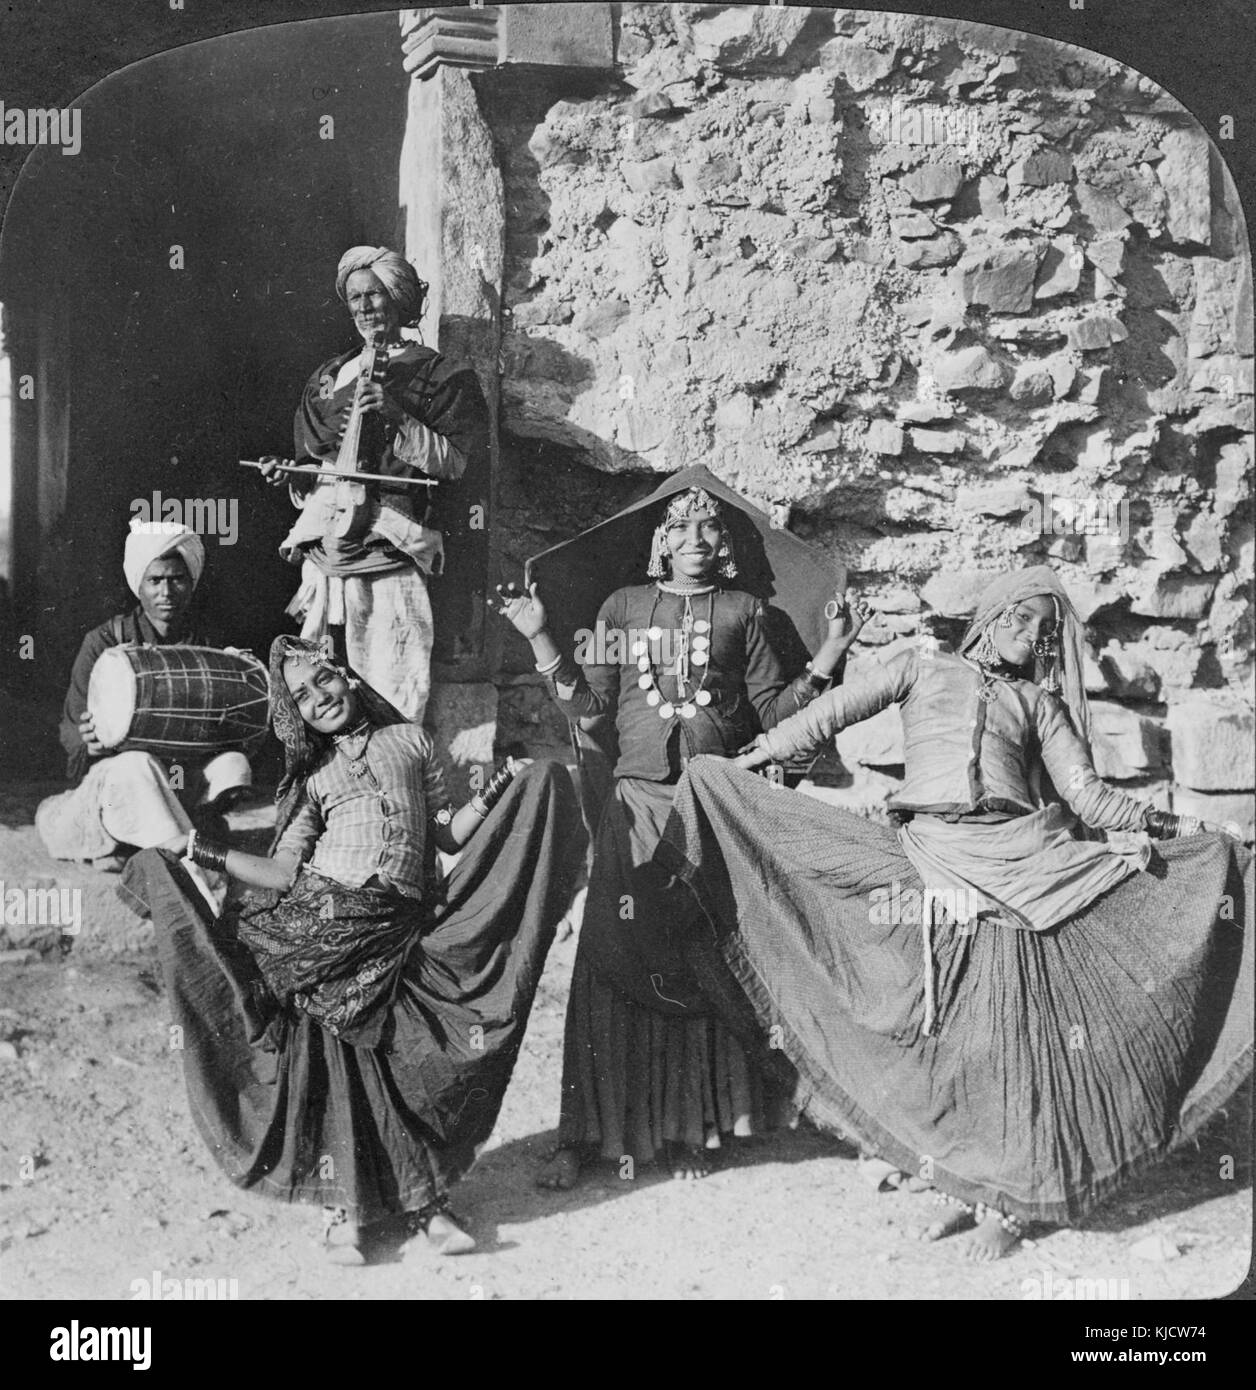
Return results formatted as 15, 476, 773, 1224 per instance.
635, 590, 715, 719
964, 656, 1017, 704
655, 577, 717, 596
334, 720, 374, 775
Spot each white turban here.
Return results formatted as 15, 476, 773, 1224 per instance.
334, 245, 428, 325
124, 520, 205, 597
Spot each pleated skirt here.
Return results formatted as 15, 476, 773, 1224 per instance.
656, 757, 1253, 1225
556, 775, 789, 1163
121, 761, 586, 1225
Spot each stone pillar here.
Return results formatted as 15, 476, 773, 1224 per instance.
397, 5, 615, 793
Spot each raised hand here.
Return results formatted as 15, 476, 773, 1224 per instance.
496, 581, 548, 641
824, 589, 872, 647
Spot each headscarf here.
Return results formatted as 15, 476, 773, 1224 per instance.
123, 520, 205, 597
268, 634, 408, 849
645, 487, 738, 581
959, 565, 1091, 746
334, 245, 428, 326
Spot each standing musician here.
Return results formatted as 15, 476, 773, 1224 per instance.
36, 520, 252, 906
257, 245, 489, 724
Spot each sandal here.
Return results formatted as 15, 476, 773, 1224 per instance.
858, 1155, 931, 1194
403, 1197, 477, 1257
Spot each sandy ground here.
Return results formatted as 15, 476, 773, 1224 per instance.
0, 780, 1250, 1302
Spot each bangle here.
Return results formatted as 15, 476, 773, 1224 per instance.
1143, 809, 1181, 839
804, 660, 833, 691
468, 794, 490, 819
535, 652, 562, 675
480, 760, 518, 812
189, 832, 230, 872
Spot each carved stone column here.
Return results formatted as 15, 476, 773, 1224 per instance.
397, 5, 615, 788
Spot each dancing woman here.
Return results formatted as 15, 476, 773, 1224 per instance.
120, 636, 585, 1260
658, 566, 1252, 1257
499, 485, 868, 1186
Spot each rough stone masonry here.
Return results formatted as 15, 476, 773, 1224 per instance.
488, 4, 1253, 835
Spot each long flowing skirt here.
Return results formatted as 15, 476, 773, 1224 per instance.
556, 775, 791, 1163
656, 757, 1253, 1225
120, 761, 586, 1225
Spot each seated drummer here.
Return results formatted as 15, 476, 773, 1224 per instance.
36, 520, 253, 894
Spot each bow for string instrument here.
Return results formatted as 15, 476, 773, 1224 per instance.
240, 332, 439, 507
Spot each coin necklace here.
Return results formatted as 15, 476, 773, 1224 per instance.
634, 589, 715, 720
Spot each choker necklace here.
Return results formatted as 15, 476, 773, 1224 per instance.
655, 578, 717, 595
636, 591, 715, 719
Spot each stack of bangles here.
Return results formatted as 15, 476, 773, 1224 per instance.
187, 827, 229, 872
469, 760, 517, 819
1143, 809, 1201, 839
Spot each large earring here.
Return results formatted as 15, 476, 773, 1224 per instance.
646, 524, 670, 580
716, 536, 737, 580
972, 627, 1000, 666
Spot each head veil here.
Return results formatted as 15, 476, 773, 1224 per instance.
959, 566, 1091, 747
267, 635, 408, 849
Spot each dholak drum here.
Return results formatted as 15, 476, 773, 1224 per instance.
87, 644, 269, 756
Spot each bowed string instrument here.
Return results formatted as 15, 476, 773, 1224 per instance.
240, 327, 435, 533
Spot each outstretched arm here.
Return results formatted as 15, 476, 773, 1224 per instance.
1035, 696, 1161, 833
746, 649, 917, 767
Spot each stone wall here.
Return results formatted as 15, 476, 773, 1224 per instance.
485, 4, 1253, 835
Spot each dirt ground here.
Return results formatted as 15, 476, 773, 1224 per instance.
0, 781, 1250, 1302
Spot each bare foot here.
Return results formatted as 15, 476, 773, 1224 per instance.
667, 1142, 714, 1181
535, 1146, 583, 1190
918, 1204, 974, 1242
961, 1213, 1021, 1262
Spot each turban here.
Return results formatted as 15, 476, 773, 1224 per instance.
334, 246, 428, 326
960, 565, 1091, 746
123, 520, 205, 597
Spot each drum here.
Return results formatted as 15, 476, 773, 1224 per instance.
86, 644, 269, 756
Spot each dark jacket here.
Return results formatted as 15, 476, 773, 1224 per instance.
544, 584, 822, 782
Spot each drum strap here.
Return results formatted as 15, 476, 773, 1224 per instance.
110, 615, 126, 644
